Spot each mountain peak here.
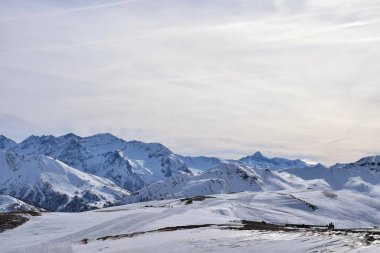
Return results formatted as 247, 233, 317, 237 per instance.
60, 133, 80, 139
252, 151, 264, 159
22, 134, 54, 142
84, 133, 123, 143
239, 151, 266, 161
0, 135, 17, 150
239, 151, 309, 170
354, 155, 380, 167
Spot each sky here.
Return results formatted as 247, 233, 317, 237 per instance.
1, 0, 380, 165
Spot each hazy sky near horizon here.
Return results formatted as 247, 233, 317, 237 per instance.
1, 0, 380, 164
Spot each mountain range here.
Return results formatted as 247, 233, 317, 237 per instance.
0, 133, 379, 212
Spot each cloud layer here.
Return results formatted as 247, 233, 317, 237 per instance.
1, 0, 380, 164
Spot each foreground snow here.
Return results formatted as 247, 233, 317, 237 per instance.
75, 228, 379, 253
1, 190, 379, 253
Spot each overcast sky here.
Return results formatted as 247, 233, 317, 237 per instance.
1, 0, 380, 164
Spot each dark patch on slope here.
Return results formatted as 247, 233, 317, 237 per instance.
95, 224, 218, 241
180, 195, 216, 205
0, 211, 40, 233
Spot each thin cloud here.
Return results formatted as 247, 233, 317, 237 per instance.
0, 0, 142, 22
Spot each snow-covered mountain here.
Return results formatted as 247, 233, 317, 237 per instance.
127, 158, 380, 203
10, 133, 191, 191
0, 135, 16, 150
238, 151, 310, 170
177, 152, 310, 174
1, 133, 379, 209
0, 195, 40, 213
126, 163, 322, 203
0, 150, 130, 212
282, 157, 380, 195
350, 155, 380, 171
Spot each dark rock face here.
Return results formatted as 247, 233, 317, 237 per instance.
103, 151, 145, 191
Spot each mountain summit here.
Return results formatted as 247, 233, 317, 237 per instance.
0, 135, 17, 150
238, 152, 309, 170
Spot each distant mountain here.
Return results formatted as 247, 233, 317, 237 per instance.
10, 133, 191, 191
350, 155, 380, 171
178, 151, 310, 174
329, 155, 380, 171
2, 132, 379, 209
238, 151, 310, 170
280, 160, 380, 194
127, 157, 380, 203
0, 195, 41, 213
0, 150, 129, 212
0, 135, 16, 150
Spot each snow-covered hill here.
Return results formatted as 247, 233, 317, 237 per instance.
0, 195, 40, 213
0, 150, 129, 212
10, 134, 191, 191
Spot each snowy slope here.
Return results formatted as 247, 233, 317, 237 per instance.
11, 134, 191, 191
0, 150, 130, 212
239, 151, 310, 170
0, 195, 40, 212
0, 135, 16, 150
0, 190, 379, 253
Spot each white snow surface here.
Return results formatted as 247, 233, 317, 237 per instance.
0, 190, 379, 253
